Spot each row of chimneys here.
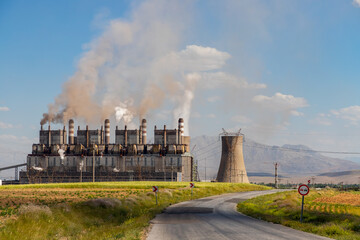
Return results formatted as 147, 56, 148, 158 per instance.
42, 118, 185, 146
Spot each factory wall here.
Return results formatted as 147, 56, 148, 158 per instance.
23, 118, 192, 183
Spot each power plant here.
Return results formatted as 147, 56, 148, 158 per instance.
20, 118, 193, 183
216, 129, 249, 183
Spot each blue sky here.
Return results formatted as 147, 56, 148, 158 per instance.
1, 0, 360, 175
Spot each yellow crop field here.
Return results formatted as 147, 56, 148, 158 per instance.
0, 182, 269, 240
313, 192, 360, 206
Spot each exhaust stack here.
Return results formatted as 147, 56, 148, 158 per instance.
68, 119, 74, 145
141, 119, 147, 144
105, 119, 110, 145
178, 118, 184, 144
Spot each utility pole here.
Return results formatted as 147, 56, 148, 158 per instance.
171, 165, 174, 182
204, 158, 207, 182
311, 176, 316, 187
163, 156, 166, 181
274, 162, 279, 189
92, 149, 95, 183
79, 157, 84, 183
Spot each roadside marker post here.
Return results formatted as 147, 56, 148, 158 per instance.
190, 183, 194, 199
298, 184, 310, 223
152, 186, 159, 205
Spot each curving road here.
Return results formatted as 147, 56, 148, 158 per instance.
147, 189, 332, 240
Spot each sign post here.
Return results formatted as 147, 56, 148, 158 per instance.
298, 184, 310, 223
152, 186, 159, 205
190, 182, 194, 199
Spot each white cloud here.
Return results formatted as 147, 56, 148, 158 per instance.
252, 92, 308, 116
158, 45, 231, 73
331, 105, 360, 125
353, 0, 360, 7
290, 110, 304, 117
0, 122, 14, 129
201, 72, 266, 90
207, 96, 221, 103
207, 113, 216, 119
311, 114, 332, 126
231, 115, 251, 124
173, 45, 230, 72
0, 106, 10, 111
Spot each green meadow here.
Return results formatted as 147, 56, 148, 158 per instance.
0, 182, 269, 240
238, 189, 360, 240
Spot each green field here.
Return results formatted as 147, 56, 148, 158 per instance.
0, 182, 270, 240
237, 189, 360, 240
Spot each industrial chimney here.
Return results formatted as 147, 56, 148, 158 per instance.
48, 125, 51, 146
216, 131, 249, 183
105, 119, 110, 145
141, 119, 147, 144
178, 118, 184, 144
68, 119, 74, 145
163, 125, 167, 147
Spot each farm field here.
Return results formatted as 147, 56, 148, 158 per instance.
238, 189, 360, 240
0, 182, 270, 240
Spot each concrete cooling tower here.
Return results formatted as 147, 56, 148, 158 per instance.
216, 134, 249, 183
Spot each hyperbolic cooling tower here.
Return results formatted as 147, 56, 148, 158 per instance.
216, 135, 249, 183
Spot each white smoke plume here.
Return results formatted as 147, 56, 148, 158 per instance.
58, 149, 65, 160
115, 104, 134, 124
40, 0, 269, 136
172, 73, 201, 135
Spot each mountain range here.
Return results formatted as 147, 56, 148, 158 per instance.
191, 135, 360, 181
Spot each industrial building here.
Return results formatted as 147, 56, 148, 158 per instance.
20, 118, 193, 183
216, 130, 249, 183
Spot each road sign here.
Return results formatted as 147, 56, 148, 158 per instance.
190, 183, 194, 188
298, 184, 309, 223
152, 186, 158, 192
308, 180, 311, 184
298, 184, 310, 196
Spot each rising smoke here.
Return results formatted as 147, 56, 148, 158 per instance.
40, 0, 230, 134
41, 0, 301, 137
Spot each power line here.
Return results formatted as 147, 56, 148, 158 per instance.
191, 140, 219, 154
243, 143, 360, 155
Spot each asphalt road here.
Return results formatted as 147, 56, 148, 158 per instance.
147, 189, 332, 240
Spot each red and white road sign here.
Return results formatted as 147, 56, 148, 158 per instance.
298, 184, 310, 196
308, 180, 311, 184
190, 183, 194, 188
152, 186, 158, 192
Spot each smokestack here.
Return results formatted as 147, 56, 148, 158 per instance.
139, 125, 142, 145
100, 125, 104, 144
69, 119, 74, 145
48, 125, 51, 146
178, 118, 184, 144
41, 124, 43, 131
163, 125, 167, 147
105, 119, 110, 145
63, 126, 66, 144
142, 119, 147, 144
124, 125, 128, 146
216, 135, 249, 183
86, 125, 89, 147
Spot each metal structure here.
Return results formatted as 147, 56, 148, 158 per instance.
0, 163, 27, 181
21, 118, 193, 183
216, 129, 249, 183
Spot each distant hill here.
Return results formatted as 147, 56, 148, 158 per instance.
191, 135, 360, 181
318, 170, 360, 177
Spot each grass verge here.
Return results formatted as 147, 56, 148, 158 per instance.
0, 182, 270, 239
237, 189, 360, 240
